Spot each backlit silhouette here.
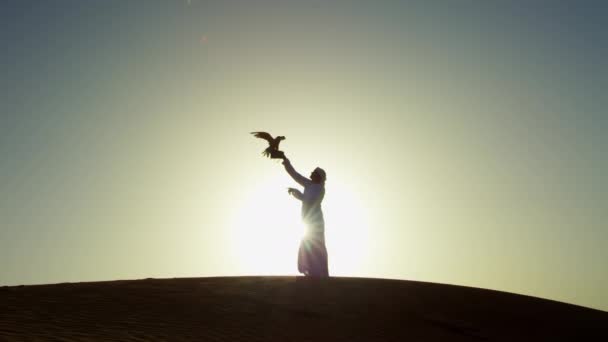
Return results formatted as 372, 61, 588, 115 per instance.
251, 132, 286, 159
282, 155, 329, 277
251, 132, 329, 276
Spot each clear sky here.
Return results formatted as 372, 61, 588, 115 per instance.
1, 0, 607, 311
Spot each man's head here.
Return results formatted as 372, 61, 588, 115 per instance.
310, 167, 326, 184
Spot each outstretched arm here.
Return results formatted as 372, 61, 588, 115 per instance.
282, 157, 310, 187
287, 188, 303, 201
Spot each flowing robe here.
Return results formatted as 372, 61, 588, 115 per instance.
283, 159, 329, 277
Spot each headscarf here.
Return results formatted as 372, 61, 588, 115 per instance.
313, 167, 326, 183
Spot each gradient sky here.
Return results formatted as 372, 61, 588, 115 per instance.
1, 0, 607, 311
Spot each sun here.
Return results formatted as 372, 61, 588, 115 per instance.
227, 174, 370, 276
227, 176, 303, 275
323, 180, 371, 276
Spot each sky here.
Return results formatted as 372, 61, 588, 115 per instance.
1, 0, 607, 311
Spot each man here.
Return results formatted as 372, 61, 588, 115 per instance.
282, 155, 329, 277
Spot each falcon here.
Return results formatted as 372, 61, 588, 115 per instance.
251, 131, 286, 159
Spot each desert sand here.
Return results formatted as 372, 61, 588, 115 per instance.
1, 276, 606, 341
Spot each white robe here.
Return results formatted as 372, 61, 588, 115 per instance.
283, 160, 325, 233
283, 158, 329, 276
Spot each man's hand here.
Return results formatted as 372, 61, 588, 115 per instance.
287, 187, 303, 200
270, 150, 285, 159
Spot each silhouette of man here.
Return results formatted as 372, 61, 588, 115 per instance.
282, 155, 329, 277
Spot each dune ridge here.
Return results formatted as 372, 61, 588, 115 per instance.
1, 276, 606, 341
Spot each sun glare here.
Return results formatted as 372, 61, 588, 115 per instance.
228, 176, 302, 275
228, 174, 370, 276
324, 180, 371, 276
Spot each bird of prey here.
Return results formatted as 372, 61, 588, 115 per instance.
251, 131, 286, 159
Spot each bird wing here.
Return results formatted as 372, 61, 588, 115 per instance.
250, 131, 274, 143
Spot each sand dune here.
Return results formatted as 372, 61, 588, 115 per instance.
1, 276, 606, 341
